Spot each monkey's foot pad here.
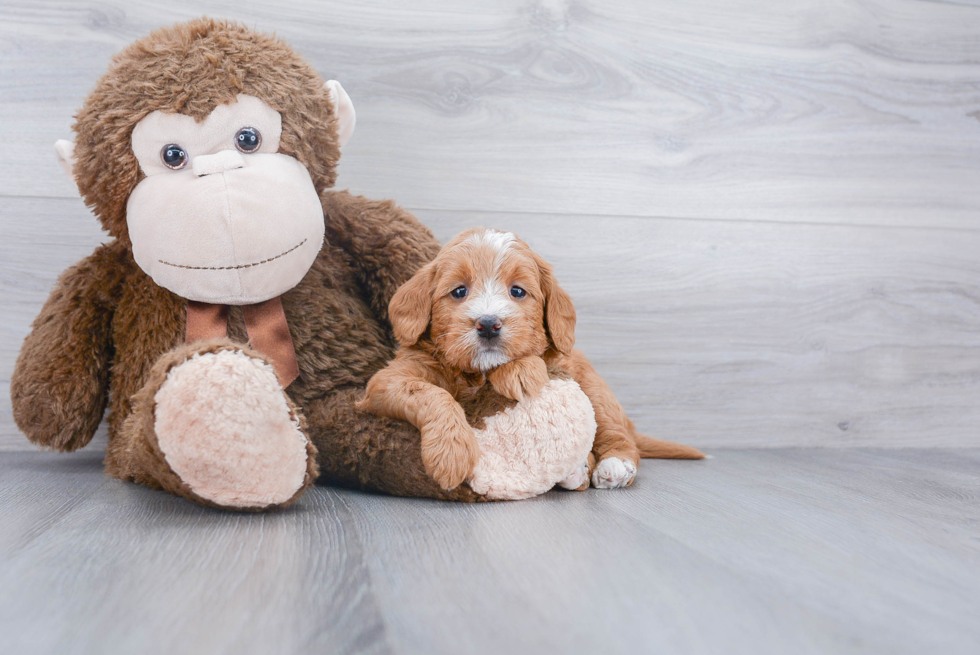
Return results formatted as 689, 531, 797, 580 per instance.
153, 349, 310, 509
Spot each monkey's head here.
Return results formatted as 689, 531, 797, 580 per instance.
57, 18, 355, 304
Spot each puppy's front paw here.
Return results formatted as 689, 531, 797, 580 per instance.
421, 414, 481, 490
592, 457, 637, 489
488, 356, 549, 401
558, 462, 590, 491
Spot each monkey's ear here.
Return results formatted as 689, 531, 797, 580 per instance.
54, 139, 78, 187
324, 80, 356, 148
389, 262, 436, 347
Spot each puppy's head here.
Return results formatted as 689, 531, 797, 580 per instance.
390, 228, 576, 373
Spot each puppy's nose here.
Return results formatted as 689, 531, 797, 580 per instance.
476, 315, 502, 339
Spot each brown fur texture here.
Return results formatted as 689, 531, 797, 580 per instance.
71, 18, 341, 243
360, 228, 703, 493
10, 19, 486, 507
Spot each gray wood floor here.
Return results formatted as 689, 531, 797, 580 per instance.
2, 448, 978, 655
2, 3, 980, 654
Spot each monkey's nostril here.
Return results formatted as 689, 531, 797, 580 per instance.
476, 315, 501, 339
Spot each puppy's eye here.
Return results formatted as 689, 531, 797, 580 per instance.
235, 127, 262, 153
161, 144, 187, 170
450, 286, 467, 299
510, 286, 526, 299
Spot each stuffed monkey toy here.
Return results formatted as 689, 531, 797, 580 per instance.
12, 18, 619, 508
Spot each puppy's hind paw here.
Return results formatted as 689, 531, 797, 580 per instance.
592, 457, 637, 489
558, 462, 590, 491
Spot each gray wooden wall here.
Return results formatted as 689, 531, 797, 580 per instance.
2, 0, 979, 450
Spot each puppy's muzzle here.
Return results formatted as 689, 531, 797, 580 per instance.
476, 315, 502, 340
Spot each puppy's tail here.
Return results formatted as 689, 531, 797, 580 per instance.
633, 433, 705, 459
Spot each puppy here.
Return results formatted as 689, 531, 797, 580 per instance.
358, 228, 704, 492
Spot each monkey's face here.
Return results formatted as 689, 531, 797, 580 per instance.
126, 95, 325, 305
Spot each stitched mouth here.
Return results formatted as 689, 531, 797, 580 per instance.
158, 238, 308, 271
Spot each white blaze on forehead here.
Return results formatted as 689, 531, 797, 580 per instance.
468, 228, 516, 254
462, 229, 517, 320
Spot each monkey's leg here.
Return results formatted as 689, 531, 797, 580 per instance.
304, 389, 486, 502
104, 340, 318, 511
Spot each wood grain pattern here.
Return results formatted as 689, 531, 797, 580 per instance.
1, 0, 979, 226
0, 449, 393, 655
4, 197, 979, 450
2, 448, 978, 654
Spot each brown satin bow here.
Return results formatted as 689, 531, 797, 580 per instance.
185, 297, 300, 388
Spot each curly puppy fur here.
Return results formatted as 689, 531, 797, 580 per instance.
359, 228, 704, 491
10, 18, 487, 505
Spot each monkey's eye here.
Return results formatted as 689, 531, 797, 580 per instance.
234, 127, 262, 153
510, 286, 526, 299
160, 144, 187, 170
450, 286, 468, 299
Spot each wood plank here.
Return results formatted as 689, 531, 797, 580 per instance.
1, 0, 980, 227
0, 451, 393, 655
3, 197, 980, 450
2, 448, 977, 654
346, 448, 980, 655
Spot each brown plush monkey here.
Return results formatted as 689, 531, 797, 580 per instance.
10, 18, 493, 509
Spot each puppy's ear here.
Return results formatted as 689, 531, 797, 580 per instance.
533, 253, 576, 355
389, 262, 436, 347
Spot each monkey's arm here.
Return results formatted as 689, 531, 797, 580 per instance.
10, 244, 125, 451
322, 190, 441, 327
